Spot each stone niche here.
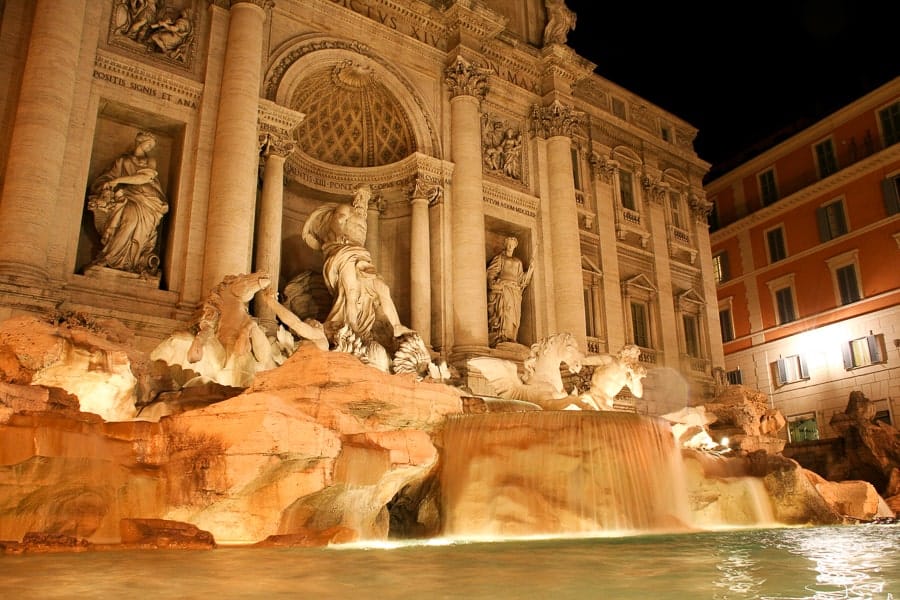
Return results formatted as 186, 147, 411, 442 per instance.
484, 219, 535, 348
77, 103, 184, 290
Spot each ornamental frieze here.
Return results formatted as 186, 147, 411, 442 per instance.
93, 50, 203, 109
325, 0, 446, 49
108, 0, 199, 69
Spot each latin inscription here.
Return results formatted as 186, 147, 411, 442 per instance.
328, 0, 443, 48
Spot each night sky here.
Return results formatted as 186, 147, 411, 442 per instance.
563, 0, 900, 179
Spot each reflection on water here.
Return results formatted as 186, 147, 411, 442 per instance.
0, 525, 896, 599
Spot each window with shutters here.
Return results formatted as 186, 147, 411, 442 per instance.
826, 250, 862, 306
713, 251, 730, 283
814, 138, 838, 178
883, 173, 900, 216
775, 287, 796, 324
842, 333, 887, 370
719, 307, 734, 342
816, 198, 848, 242
725, 368, 742, 385
773, 354, 809, 386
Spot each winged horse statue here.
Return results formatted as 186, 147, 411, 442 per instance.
468, 332, 597, 410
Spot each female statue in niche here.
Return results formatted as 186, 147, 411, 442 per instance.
486, 235, 534, 347
87, 131, 169, 277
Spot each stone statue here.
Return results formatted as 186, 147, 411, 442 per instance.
579, 345, 648, 409
469, 332, 598, 411
301, 184, 414, 346
117, 0, 161, 42
543, 0, 576, 45
87, 131, 168, 277
486, 236, 534, 347
149, 8, 193, 62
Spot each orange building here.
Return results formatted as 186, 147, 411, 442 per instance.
707, 76, 900, 442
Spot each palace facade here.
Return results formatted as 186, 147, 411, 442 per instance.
0, 0, 721, 409
707, 76, 900, 440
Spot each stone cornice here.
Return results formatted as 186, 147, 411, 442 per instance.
286, 151, 453, 194
92, 50, 203, 110
257, 98, 305, 138
483, 181, 539, 219
312, 0, 447, 50
539, 44, 596, 86
708, 143, 900, 243
440, 0, 507, 45
479, 39, 542, 96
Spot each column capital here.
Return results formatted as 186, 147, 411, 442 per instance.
408, 177, 444, 206
258, 132, 296, 159
445, 56, 491, 101
640, 174, 668, 204
689, 191, 714, 222
530, 100, 583, 139
589, 152, 619, 183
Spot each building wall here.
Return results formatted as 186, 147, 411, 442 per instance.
708, 77, 900, 439
0, 0, 721, 406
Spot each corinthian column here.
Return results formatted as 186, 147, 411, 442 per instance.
202, 0, 272, 295
445, 56, 491, 349
408, 178, 442, 347
532, 100, 587, 350
254, 133, 295, 334
0, 0, 87, 280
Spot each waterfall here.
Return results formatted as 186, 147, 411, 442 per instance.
439, 411, 694, 538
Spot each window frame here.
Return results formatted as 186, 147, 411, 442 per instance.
813, 137, 839, 178
787, 412, 819, 442
883, 172, 900, 216
826, 250, 862, 306
618, 168, 636, 211
712, 251, 730, 284
774, 354, 810, 386
816, 197, 849, 242
879, 100, 900, 147
758, 168, 778, 206
765, 225, 787, 263
841, 333, 887, 370
766, 273, 797, 325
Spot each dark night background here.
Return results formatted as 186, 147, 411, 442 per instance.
562, 0, 900, 180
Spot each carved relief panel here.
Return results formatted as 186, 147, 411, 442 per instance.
108, 0, 200, 69
481, 112, 526, 184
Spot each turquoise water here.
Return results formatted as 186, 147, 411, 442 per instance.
1, 525, 897, 599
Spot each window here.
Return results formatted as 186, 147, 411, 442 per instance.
611, 97, 627, 120
826, 250, 862, 306
668, 190, 684, 229
774, 354, 809, 386
618, 169, 636, 211
583, 287, 599, 338
683, 314, 700, 357
816, 198, 848, 241
766, 226, 787, 263
788, 413, 819, 442
835, 264, 861, 304
630, 301, 650, 348
842, 333, 887, 369
571, 147, 582, 191
708, 199, 720, 230
661, 125, 671, 142
775, 287, 796, 324
814, 138, 838, 178
719, 307, 734, 342
712, 251, 730, 284
758, 169, 778, 205
880, 101, 900, 147
725, 368, 742, 385
883, 173, 900, 216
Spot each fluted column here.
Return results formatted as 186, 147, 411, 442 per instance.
254, 133, 295, 334
365, 191, 385, 268
0, 0, 87, 280
202, 0, 271, 295
445, 56, 491, 349
408, 178, 442, 346
533, 100, 587, 350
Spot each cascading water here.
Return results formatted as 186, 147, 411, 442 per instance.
439, 411, 695, 538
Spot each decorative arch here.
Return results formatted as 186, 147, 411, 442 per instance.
263, 35, 440, 172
